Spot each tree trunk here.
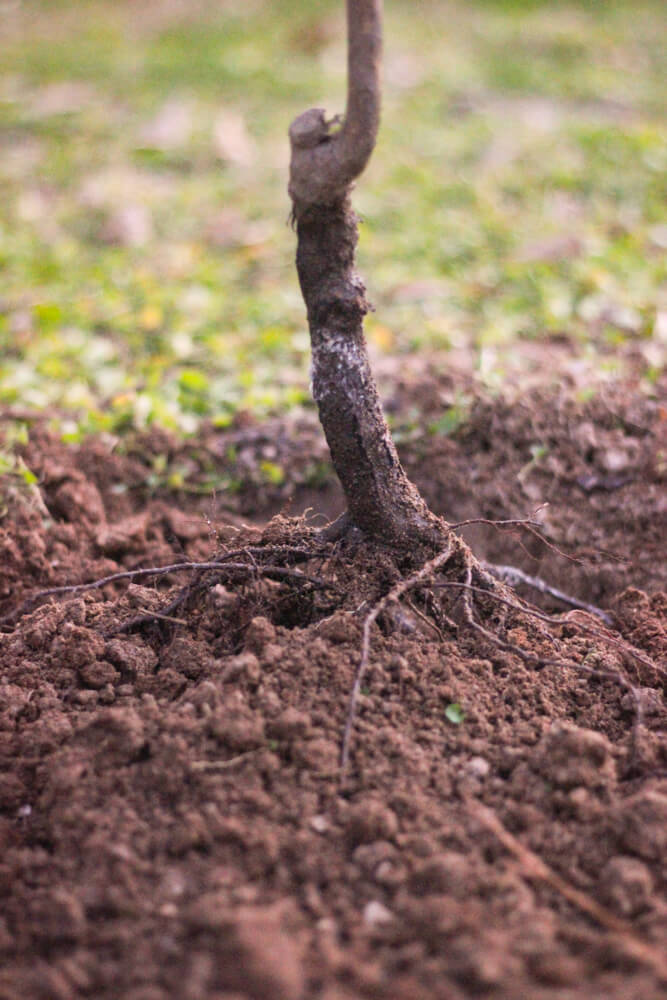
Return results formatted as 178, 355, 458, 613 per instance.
288, 0, 442, 551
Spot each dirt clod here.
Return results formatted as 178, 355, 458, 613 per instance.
535, 721, 616, 788
614, 789, 667, 861
598, 856, 655, 916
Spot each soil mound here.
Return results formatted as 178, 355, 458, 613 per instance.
0, 374, 665, 999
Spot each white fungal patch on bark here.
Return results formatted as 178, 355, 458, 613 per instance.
310, 329, 367, 404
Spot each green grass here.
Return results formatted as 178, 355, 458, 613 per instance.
1, 0, 665, 436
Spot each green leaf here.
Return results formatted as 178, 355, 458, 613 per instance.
445, 703, 465, 725
17, 461, 38, 486
33, 302, 63, 329
428, 397, 470, 437
530, 443, 549, 462
179, 369, 210, 393
260, 460, 285, 485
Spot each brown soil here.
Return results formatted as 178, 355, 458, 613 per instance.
1, 370, 665, 1000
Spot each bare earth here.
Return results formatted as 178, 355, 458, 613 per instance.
1, 366, 665, 1000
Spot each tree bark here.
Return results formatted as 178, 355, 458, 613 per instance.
288, 0, 442, 550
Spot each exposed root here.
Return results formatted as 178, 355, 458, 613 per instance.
484, 562, 614, 624
0, 544, 337, 631
448, 515, 545, 530
431, 567, 652, 775
106, 582, 206, 637
340, 537, 455, 773
3, 514, 659, 781
191, 750, 262, 772
406, 597, 444, 641
133, 609, 189, 627
571, 620, 667, 683
468, 798, 667, 983
338, 537, 659, 777
450, 507, 590, 568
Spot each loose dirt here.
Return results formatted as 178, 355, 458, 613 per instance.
1, 369, 665, 999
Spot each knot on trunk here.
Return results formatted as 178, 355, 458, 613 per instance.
288, 109, 347, 219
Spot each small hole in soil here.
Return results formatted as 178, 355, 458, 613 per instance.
134, 742, 151, 763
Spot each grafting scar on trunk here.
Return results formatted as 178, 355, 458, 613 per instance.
288, 0, 442, 550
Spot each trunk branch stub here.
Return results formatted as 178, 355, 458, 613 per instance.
289, 0, 442, 551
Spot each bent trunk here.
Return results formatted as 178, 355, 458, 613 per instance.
289, 0, 441, 550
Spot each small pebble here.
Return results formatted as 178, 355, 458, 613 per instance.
363, 900, 394, 928
310, 815, 330, 834
467, 756, 490, 778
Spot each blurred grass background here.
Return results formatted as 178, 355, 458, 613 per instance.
1, 0, 665, 438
